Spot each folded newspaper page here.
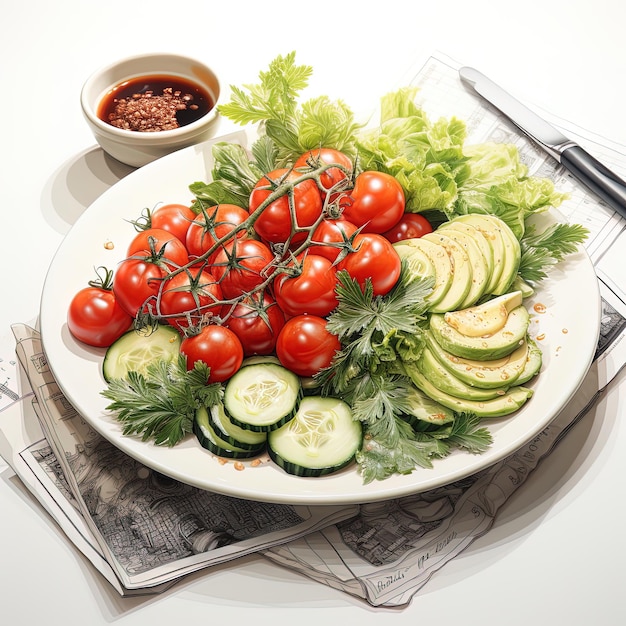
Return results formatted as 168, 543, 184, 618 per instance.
4, 323, 358, 594
263, 358, 605, 607
260, 53, 626, 608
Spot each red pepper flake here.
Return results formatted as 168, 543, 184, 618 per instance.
107, 87, 195, 132
98, 74, 213, 132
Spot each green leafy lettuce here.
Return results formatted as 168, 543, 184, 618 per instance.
357, 88, 570, 239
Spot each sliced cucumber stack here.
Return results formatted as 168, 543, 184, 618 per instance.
208, 402, 267, 450
194, 405, 266, 459
102, 324, 181, 382
268, 396, 362, 477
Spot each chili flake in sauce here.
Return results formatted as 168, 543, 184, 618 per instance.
98, 74, 214, 132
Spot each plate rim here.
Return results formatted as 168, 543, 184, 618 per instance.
39, 131, 601, 505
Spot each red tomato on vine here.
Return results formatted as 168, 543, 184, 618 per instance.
67, 267, 133, 348
293, 148, 353, 197
127, 227, 190, 269
249, 168, 323, 245
149, 203, 196, 243
113, 253, 167, 317
382, 213, 433, 242
185, 203, 250, 263
273, 253, 339, 317
337, 233, 401, 297
341, 170, 405, 234
224, 291, 285, 357
308, 218, 358, 262
180, 325, 244, 383
158, 267, 223, 330
211, 237, 275, 300
275, 314, 341, 378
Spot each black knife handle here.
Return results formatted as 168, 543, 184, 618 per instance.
561, 145, 626, 220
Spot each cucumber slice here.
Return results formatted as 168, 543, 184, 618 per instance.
102, 324, 181, 382
194, 406, 265, 459
208, 402, 267, 450
224, 362, 302, 432
268, 396, 362, 477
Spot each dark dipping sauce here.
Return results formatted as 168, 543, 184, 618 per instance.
97, 74, 214, 132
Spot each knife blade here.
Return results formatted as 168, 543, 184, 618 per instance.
459, 66, 626, 220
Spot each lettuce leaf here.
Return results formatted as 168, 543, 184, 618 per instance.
356, 89, 468, 213
358, 88, 568, 238
454, 143, 568, 237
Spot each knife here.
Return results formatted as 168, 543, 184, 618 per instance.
459, 66, 626, 220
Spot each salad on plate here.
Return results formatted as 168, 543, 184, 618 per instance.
66, 52, 589, 484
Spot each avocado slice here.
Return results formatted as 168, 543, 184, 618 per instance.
393, 237, 453, 309
425, 331, 529, 389
452, 214, 521, 296
437, 225, 491, 309
452, 214, 506, 295
493, 218, 521, 294
430, 304, 530, 360
418, 346, 511, 401
422, 232, 472, 313
514, 337, 543, 385
439, 220, 494, 276
443, 291, 523, 338
407, 367, 534, 418
403, 385, 455, 426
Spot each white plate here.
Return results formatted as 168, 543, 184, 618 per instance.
40, 130, 601, 505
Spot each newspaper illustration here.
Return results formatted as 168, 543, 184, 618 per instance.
4, 323, 358, 594
261, 53, 626, 607
0, 52, 625, 606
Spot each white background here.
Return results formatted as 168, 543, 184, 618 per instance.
1, 1, 625, 624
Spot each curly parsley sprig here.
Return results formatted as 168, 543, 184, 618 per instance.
102, 356, 222, 446
318, 264, 433, 395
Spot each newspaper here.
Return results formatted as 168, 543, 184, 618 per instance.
259, 53, 626, 607
0, 324, 358, 595
0, 52, 625, 605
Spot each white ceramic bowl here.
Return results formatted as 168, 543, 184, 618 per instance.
80, 52, 221, 167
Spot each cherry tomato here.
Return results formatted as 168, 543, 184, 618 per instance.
224, 291, 286, 357
180, 325, 244, 383
308, 217, 358, 262
158, 267, 223, 330
249, 168, 323, 245
293, 148, 353, 196
68, 284, 132, 348
185, 204, 250, 263
337, 233, 401, 297
127, 228, 190, 269
149, 203, 195, 243
275, 314, 341, 378
113, 254, 166, 317
382, 213, 433, 242
341, 171, 405, 234
211, 237, 275, 300
273, 253, 339, 317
